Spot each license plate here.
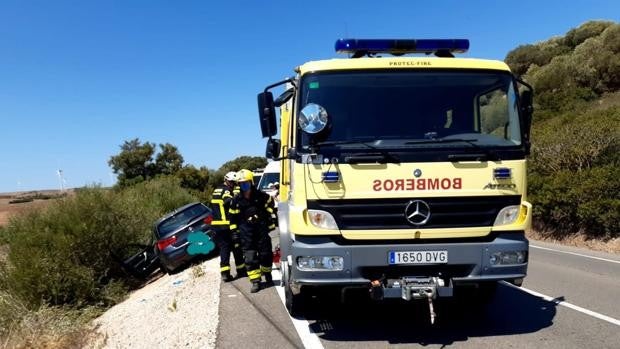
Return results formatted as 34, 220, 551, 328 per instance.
388, 250, 448, 265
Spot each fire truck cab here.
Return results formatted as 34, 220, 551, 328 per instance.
257, 39, 534, 321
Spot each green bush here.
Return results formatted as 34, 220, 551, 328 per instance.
0, 177, 196, 308
529, 105, 620, 238
529, 165, 620, 238
530, 107, 620, 174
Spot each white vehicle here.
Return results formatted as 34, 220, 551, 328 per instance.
257, 161, 280, 205
252, 168, 264, 186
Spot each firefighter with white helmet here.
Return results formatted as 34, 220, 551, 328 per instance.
210, 171, 246, 281
228, 169, 276, 293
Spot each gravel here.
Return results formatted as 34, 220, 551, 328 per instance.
89, 258, 221, 349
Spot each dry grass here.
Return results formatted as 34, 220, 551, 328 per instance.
0, 199, 52, 227
0, 189, 73, 227
527, 229, 620, 254
191, 264, 205, 279
0, 303, 103, 349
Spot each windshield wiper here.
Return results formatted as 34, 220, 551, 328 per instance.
312, 139, 400, 164
404, 138, 480, 147
344, 153, 400, 164
312, 137, 380, 147
404, 138, 500, 161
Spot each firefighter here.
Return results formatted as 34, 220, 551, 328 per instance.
211, 171, 246, 282
229, 169, 276, 293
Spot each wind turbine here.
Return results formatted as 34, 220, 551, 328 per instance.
57, 169, 65, 192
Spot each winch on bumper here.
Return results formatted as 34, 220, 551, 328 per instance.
374, 276, 452, 300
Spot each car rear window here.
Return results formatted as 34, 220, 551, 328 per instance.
156, 204, 209, 237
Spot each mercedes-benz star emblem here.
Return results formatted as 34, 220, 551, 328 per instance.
404, 200, 431, 226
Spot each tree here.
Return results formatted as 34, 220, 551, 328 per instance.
209, 156, 267, 188
176, 165, 210, 191
108, 139, 156, 187
108, 139, 186, 187
155, 143, 184, 175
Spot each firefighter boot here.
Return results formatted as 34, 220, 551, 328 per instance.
236, 268, 248, 278
221, 271, 233, 282
264, 272, 274, 286
250, 280, 262, 293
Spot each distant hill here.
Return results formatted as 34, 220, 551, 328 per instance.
0, 189, 73, 199
0, 190, 73, 226
505, 21, 620, 239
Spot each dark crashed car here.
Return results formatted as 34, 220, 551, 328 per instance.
155, 202, 217, 273
118, 202, 216, 277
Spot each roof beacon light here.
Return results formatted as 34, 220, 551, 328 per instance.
335, 39, 469, 58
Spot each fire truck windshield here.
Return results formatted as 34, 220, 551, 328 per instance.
297, 70, 523, 156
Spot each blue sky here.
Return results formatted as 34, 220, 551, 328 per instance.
0, 0, 618, 192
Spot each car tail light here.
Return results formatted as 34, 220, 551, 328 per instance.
203, 215, 213, 225
157, 235, 177, 250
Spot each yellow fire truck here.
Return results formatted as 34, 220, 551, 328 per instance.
257, 39, 534, 321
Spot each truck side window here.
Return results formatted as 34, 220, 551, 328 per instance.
478, 84, 521, 144
479, 88, 509, 138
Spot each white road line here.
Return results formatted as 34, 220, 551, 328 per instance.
500, 281, 620, 327
272, 269, 325, 349
530, 244, 620, 264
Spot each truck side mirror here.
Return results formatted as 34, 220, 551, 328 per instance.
521, 90, 533, 119
266, 138, 281, 159
258, 92, 277, 138
274, 88, 295, 107
520, 89, 534, 155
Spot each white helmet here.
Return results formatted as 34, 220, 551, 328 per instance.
224, 171, 237, 182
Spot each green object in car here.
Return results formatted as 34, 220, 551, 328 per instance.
187, 232, 215, 255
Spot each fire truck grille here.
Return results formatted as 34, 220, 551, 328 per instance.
306, 195, 522, 230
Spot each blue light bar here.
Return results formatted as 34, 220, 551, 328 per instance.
322, 171, 340, 183
493, 168, 512, 180
335, 39, 469, 56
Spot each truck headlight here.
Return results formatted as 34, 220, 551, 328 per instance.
490, 251, 527, 265
493, 205, 521, 226
307, 209, 338, 230
297, 256, 344, 271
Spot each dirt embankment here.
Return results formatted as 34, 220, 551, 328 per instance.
88, 258, 221, 349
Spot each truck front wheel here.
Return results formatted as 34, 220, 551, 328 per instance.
283, 263, 304, 317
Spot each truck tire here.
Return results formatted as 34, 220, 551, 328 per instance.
282, 262, 304, 317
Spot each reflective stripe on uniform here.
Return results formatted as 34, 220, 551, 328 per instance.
236, 263, 246, 270
247, 269, 261, 280
260, 265, 272, 273
220, 266, 231, 272
229, 208, 240, 214
211, 221, 229, 226
268, 224, 276, 230
266, 207, 274, 213
229, 224, 237, 230
210, 198, 230, 225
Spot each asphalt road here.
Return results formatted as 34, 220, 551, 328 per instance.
217, 231, 620, 348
